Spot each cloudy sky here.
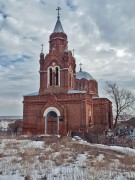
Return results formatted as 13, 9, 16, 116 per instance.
0, 0, 135, 116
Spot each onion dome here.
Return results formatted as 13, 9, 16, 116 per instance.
76, 71, 94, 80
76, 63, 94, 80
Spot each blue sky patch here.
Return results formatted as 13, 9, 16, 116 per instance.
0, 54, 31, 67
65, 0, 77, 11
0, 4, 8, 19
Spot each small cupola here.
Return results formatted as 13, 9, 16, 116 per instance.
49, 7, 68, 53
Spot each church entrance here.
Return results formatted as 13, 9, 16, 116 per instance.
46, 111, 58, 134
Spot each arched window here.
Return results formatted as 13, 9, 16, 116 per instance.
84, 82, 87, 90
47, 111, 57, 118
82, 82, 85, 90
88, 108, 92, 125
49, 68, 52, 86
81, 82, 84, 90
47, 65, 60, 87
55, 67, 59, 86
55, 66, 60, 86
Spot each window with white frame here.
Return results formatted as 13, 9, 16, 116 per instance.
47, 65, 60, 87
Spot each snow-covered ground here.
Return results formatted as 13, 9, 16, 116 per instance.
0, 135, 135, 180
0, 119, 15, 130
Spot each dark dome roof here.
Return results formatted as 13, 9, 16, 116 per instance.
76, 71, 94, 80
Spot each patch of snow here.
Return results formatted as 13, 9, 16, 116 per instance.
0, 121, 9, 129
52, 152, 61, 158
108, 145, 135, 156
76, 153, 87, 162
37, 134, 61, 138
45, 145, 52, 151
0, 174, 24, 180
89, 143, 135, 156
96, 154, 104, 161
1, 138, 135, 180
74, 136, 82, 140
28, 141, 44, 148
76, 138, 135, 156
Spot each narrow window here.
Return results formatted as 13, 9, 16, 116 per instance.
55, 67, 59, 86
50, 68, 52, 86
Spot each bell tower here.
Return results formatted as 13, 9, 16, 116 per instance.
39, 7, 76, 95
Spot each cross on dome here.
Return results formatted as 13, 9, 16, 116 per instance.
53, 6, 64, 33
56, 6, 61, 20
79, 63, 83, 72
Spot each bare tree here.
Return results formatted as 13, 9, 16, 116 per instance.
105, 82, 135, 128
8, 120, 22, 135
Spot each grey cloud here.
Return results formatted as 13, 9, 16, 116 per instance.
88, 0, 135, 47
0, 0, 135, 115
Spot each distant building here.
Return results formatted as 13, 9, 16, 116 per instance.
23, 7, 113, 135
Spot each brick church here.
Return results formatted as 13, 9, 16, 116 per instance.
23, 7, 113, 135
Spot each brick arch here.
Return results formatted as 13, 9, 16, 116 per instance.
43, 107, 60, 134
47, 60, 62, 68
43, 107, 60, 117
40, 94, 64, 118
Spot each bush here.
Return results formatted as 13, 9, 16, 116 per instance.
8, 120, 22, 134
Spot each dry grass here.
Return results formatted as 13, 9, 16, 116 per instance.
115, 139, 135, 148
53, 154, 65, 166
118, 154, 135, 172
0, 135, 135, 179
11, 158, 20, 164
0, 153, 4, 158
4, 141, 20, 149
19, 147, 43, 164
43, 136, 61, 145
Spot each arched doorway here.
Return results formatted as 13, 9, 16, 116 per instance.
43, 107, 60, 135
46, 111, 58, 134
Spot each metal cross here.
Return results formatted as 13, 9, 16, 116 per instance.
41, 44, 44, 53
79, 63, 83, 71
56, 6, 61, 19
72, 49, 75, 57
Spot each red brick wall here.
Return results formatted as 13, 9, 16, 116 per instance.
39, 32, 76, 95
92, 98, 113, 129
23, 30, 113, 135
23, 93, 93, 134
75, 79, 98, 96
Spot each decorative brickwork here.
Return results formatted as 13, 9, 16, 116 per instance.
23, 9, 113, 135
